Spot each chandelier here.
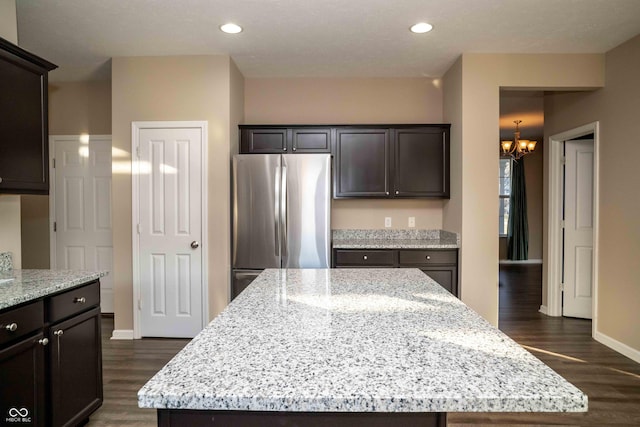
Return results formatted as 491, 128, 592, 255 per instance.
501, 120, 537, 160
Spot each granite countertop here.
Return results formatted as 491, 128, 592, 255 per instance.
332, 229, 460, 249
0, 269, 108, 311
138, 268, 586, 413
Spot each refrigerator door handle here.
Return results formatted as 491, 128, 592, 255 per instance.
281, 164, 288, 257
274, 165, 281, 257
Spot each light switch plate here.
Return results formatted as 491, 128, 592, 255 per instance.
408, 217, 416, 228
384, 217, 392, 228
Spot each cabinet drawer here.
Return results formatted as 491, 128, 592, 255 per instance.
335, 250, 395, 266
399, 249, 457, 265
0, 300, 44, 346
48, 281, 100, 323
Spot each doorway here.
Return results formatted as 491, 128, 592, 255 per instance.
547, 123, 600, 334
132, 121, 208, 339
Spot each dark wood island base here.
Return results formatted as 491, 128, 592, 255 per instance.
158, 409, 446, 427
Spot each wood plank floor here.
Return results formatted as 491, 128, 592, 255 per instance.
88, 265, 640, 426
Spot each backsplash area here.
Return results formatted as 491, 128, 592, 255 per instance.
332, 229, 459, 244
0, 252, 13, 271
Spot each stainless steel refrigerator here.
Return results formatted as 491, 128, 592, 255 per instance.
231, 154, 331, 298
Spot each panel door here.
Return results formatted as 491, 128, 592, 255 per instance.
0, 332, 46, 427
49, 307, 102, 427
291, 128, 331, 153
419, 267, 458, 297
393, 127, 449, 198
563, 139, 594, 319
241, 128, 288, 153
53, 136, 114, 312
334, 129, 390, 197
137, 126, 203, 338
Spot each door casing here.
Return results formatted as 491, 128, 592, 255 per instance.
131, 121, 209, 339
546, 122, 600, 337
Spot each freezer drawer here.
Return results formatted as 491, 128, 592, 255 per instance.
232, 270, 263, 300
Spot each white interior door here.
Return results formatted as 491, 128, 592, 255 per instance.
563, 139, 594, 318
136, 126, 204, 338
53, 135, 114, 312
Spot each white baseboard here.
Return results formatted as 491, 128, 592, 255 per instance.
539, 305, 548, 315
111, 329, 134, 340
499, 259, 543, 264
594, 331, 640, 363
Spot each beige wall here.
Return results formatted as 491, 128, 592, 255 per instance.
0, 195, 21, 267
111, 55, 241, 333
544, 34, 640, 352
0, 0, 17, 44
443, 54, 604, 325
49, 81, 112, 135
0, 0, 20, 267
20, 81, 113, 269
245, 77, 445, 230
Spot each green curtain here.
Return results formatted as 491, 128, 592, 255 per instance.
507, 158, 528, 260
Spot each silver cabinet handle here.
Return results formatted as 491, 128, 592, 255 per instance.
426, 255, 431, 260
74, 297, 86, 304
283, 147, 287, 151
191, 241, 199, 249
39, 338, 49, 346
292, 147, 297, 151
363, 255, 368, 260
0, 177, 3, 183
54, 330, 64, 336
5, 323, 17, 332
395, 190, 399, 195
386, 192, 389, 195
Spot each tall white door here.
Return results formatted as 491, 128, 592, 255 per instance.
53, 136, 114, 312
563, 139, 594, 319
136, 126, 204, 338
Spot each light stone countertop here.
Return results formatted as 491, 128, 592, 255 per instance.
138, 268, 587, 413
0, 269, 107, 311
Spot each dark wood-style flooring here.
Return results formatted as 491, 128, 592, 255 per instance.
88, 265, 640, 426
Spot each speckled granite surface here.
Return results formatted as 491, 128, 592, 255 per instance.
138, 268, 586, 413
0, 252, 12, 272
332, 229, 459, 249
0, 269, 107, 311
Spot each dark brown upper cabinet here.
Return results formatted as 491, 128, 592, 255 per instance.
393, 127, 450, 198
334, 128, 390, 197
240, 125, 332, 154
0, 37, 57, 195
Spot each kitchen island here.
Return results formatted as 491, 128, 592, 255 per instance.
138, 268, 587, 426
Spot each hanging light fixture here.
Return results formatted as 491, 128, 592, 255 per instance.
501, 120, 537, 160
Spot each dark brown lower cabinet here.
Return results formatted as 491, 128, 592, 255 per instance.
0, 332, 46, 426
333, 249, 459, 298
0, 280, 102, 427
49, 306, 102, 427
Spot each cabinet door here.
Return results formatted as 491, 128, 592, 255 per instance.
0, 45, 52, 195
241, 128, 288, 153
334, 129, 390, 198
0, 332, 46, 427
393, 127, 449, 198
420, 267, 458, 297
291, 128, 331, 153
49, 307, 102, 427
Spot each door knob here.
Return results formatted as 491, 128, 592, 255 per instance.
5, 323, 17, 332
39, 338, 49, 346
191, 241, 200, 249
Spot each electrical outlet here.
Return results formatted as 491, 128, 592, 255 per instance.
408, 217, 416, 228
384, 217, 392, 228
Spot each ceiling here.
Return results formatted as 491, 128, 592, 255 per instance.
15, 0, 640, 82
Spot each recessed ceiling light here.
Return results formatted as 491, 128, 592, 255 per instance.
220, 23, 242, 34
410, 22, 433, 34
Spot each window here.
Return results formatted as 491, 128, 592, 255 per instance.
499, 158, 512, 236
